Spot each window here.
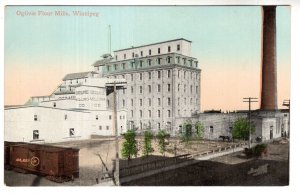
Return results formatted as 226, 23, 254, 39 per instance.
167, 70, 171, 78
158, 98, 161, 106
139, 61, 143, 68
168, 46, 171, 52
148, 85, 151, 93
190, 98, 193, 104
132, 52, 134, 58
123, 88, 125, 94
177, 44, 180, 51
184, 71, 186, 79
168, 97, 171, 106
210, 126, 214, 133
33, 130, 39, 140
168, 110, 171, 117
114, 64, 117, 70
131, 74, 133, 81
65, 114, 67, 120
158, 48, 160, 54
158, 71, 161, 79
109, 115, 112, 120
184, 98, 186, 105
158, 110, 161, 117
115, 55, 118, 60
148, 110, 151, 117
122, 99, 125, 107
167, 84, 171, 92
140, 86, 143, 93
107, 100, 110, 107
140, 99, 143, 106
106, 126, 109, 130
131, 99, 133, 106
148, 59, 152, 66
177, 57, 180, 64
196, 86, 199, 93
131, 86, 134, 94
140, 73, 143, 80
148, 72, 151, 79
140, 110, 143, 117
178, 109, 180, 115
158, 84, 161, 92
131, 110, 133, 117
69, 128, 75, 137
158, 122, 161, 130
131, 62, 134, 68
148, 98, 151, 106
178, 84, 180, 92
190, 85, 193, 93
183, 58, 186, 65
99, 126, 102, 130
189, 60, 193, 66
167, 57, 171, 64
53, 102, 56, 107
177, 70, 180, 78
149, 49, 151, 55
195, 61, 198, 68
34, 115, 38, 121
122, 63, 125, 70
140, 51, 143, 57
96, 115, 98, 120
124, 53, 126, 59
158, 58, 161, 65
184, 84, 186, 92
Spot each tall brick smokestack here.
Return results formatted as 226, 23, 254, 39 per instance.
260, 6, 278, 110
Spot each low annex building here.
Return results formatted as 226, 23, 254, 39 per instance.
4, 71, 127, 143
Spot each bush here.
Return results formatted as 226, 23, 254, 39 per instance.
156, 129, 170, 155
244, 144, 267, 158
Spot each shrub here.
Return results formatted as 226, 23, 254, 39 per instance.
121, 130, 138, 160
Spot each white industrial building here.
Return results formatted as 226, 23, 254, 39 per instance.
4, 72, 127, 143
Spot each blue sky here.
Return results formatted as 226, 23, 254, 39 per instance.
4, 6, 290, 111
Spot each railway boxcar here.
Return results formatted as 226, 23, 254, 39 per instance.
8, 142, 79, 178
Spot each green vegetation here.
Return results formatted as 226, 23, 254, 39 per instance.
121, 130, 138, 160
180, 122, 193, 143
143, 130, 154, 157
195, 121, 204, 143
244, 144, 268, 157
156, 129, 170, 155
232, 118, 255, 140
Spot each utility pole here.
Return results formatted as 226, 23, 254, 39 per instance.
243, 97, 258, 148
283, 99, 290, 137
113, 81, 119, 185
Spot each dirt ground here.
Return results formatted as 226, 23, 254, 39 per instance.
3, 137, 247, 186
123, 139, 290, 186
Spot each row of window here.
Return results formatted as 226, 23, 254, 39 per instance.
130, 110, 172, 118
109, 70, 199, 82
32, 128, 76, 140
116, 44, 181, 60
107, 56, 198, 72
34, 114, 124, 121
121, 97, 198, 108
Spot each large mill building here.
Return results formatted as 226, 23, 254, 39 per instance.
93, 38, 201, 135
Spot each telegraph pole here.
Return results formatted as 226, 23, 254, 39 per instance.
283, 99, 290, 137
113, 81, 119, 185
243, 97, 258, 148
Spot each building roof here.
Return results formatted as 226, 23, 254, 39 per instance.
114, 38, 192, 52
62, 71, 98, 81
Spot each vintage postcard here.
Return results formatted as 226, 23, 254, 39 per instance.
2, 1, 293, 190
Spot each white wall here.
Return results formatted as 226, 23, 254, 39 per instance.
4, 107, 127, 143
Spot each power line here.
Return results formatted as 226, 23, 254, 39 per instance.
243, 97, 258, 148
